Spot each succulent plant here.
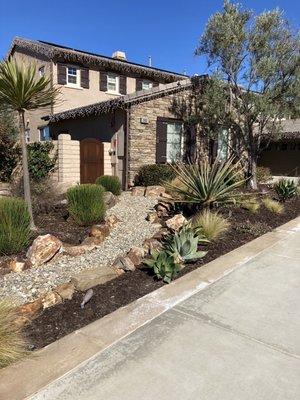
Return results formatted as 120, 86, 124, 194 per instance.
164, 225, 208, 264
274, 179, 298, 202
143, 250, 180, 284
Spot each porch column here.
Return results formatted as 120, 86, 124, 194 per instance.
57, 134, 80, 184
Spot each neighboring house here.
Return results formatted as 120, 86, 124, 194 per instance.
258, 119, 300, 178
7, 37, 186, 142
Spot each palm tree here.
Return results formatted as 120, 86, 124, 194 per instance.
0, 60, 59, 229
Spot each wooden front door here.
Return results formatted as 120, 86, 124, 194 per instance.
80, 138, 104, 183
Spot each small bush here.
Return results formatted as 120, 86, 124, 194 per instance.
256, 167, 272, 183
191, 210, 230, 241
67, 184, 106, 226
143, 249, 180, 284
134, 164, 177, 187
0, 302, 27, 369
27, 142, 57, 182
96, 175, 121, 195
241, 198, 260, 213
0, 197, 31, 255
274, 179, 298, 202
262, 198, 284, 214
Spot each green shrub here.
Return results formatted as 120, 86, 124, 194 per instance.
143, 249, 180, 284
0, 197, 31, 255
27, 142, 57, 182
166, 158, 245, 208
256, 167, 272, 183
96, 175, 121, 195
191, 210, 230, 241
134, 164, 177, 187
262, 198, 284, 214
164, 225, 208, 263
274, 179, 298, 202
67, 184, 106, 226
0, 301, 27, 368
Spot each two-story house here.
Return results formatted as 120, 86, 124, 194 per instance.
8, 37, 186, 142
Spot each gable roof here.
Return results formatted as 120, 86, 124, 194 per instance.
45, 79, 195, 123
8, 37, 187, 82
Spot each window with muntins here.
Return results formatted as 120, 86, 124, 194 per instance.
142, 80, 153, 90
166, 122, 183, 162
67, 67, 78, 85
107, 74, 119, 93
39, 126, 50, 141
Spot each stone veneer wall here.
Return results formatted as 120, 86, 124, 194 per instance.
128, 93, 184, 184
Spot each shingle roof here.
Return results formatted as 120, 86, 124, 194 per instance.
45, 79, 194, 122
9, 37, 187, 82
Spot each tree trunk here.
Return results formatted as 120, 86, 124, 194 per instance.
246, 152, 258, 190
18, 110, 35, 229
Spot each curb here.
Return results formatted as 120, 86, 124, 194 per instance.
0, 216, 299, 400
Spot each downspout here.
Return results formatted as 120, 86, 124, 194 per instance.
124, 107, 130, 190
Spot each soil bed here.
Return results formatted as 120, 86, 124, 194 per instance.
24, 197, 300, 349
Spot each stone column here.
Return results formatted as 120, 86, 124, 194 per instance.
57, 134, 80, 184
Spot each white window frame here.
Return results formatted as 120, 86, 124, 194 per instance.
66, 66, 80, 87
166, 121, 184, 163
107, 74, 120, 94
142, 80, 153, 90
39, 66, 45, 76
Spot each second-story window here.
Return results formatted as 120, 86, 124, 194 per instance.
107, 74, 119, 93
142, 80, 153, 90
67, 67, 79, 86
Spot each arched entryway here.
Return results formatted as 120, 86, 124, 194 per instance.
80, 138, 104, 183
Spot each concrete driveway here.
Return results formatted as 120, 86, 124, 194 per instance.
29, 221, 300, 400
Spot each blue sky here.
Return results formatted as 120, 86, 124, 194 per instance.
0, 0, 299, 75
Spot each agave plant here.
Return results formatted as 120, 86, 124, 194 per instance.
164, 225, 209, 264
166, 157, 245, 208
274, 179, 298, 202
143, 250, 180, 284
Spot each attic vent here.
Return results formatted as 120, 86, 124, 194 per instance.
112, 51, 126, 60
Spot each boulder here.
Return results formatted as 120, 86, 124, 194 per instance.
142, 238, 163, 253
8, 259, 26, 273
112, 256, 135, 272
131, 186, 145, 196
145, 185, 166, 198
90, 223, 110, 241
41, 291, 62, 309
105, 214, 120, 227
104, 191, 117, 209
81, 236, 104, 247
16, 298, 43, 320
127, 246, 146, 266
165, 214, 187, 231
62, 244, 89, 257
54, 282, 75, 300
71, 266, 118, 291
146, 212, 159, 224
27, 234, 62, 266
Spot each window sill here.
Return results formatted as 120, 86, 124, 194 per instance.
65, 84, 83, 90
106, 91, 122, 96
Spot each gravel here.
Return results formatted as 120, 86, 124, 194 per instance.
0, 193, 159, 306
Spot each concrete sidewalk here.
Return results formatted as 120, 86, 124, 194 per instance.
30, 223, 300, 400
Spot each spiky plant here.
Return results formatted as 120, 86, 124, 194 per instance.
0, 301, 27, 368
166, 157, 245, 208
0, 60, 59, 229
262, 198, 284, 214
143, 250, 180, 284
191, 209, 230, 241
274, 179, 298, 202
164, 225, 208, 264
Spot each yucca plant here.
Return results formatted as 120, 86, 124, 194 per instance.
166, 157, 245, 208
0, 197, 31, 255
0, 60, 59, 229
0, 301, 27, 368
191, 210, 230, 241
96, 175, 121, 196
143, 249, 180, 284
262, 198, 284, 214
67, 184, 106, 226
164, 225, 208, 264
274, 179, 298, 202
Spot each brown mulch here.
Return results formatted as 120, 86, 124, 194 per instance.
24, 197, 300, 350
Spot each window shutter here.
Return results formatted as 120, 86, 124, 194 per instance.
119, 75, 127, 94
136, 78, 143, 91
57, 63, 66, 85
156, 118, 167, 163
81, 68, 89, 88
99, 72, 107, 91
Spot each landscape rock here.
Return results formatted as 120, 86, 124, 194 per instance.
105, 214, 120, 227
81, 236, 104, 247
127, 246, 146, 266
16, 298, 43, 320
62, 244, 89, 257
8, 259, 26, 273
165, 214, 187, 231
131, 186, 146, 196
104, 191, 117, 209
27, 234, 62, 266
112, 256, 135, 272
54, 282, 75, 300
145, 185, 166, 198
90, 223, 110, 241
142, 237, 163, 253
146, 211, 159, 223
71, 266, 118, 291
41, 291, 62, 309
